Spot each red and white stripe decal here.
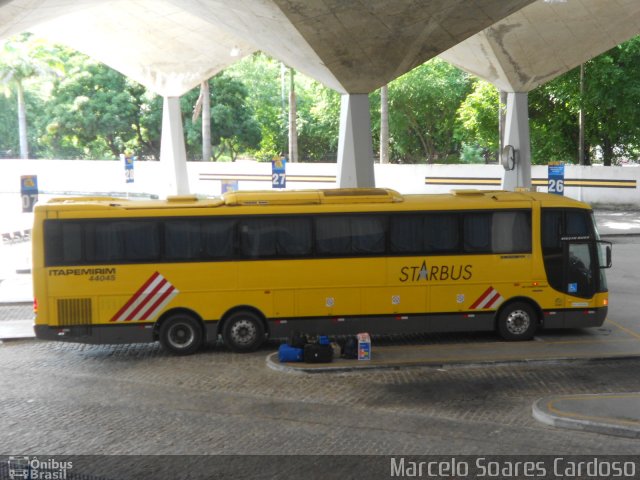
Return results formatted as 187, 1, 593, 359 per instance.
110, 272, 179, 322
469, 286, 504, 310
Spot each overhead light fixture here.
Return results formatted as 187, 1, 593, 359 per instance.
544, 0, 567, 3
230, 46, 240, 57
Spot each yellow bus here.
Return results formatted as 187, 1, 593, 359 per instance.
32, 188, 612, 355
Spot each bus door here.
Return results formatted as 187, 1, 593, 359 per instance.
564, 241, 595, 298
563, 239, 612, 299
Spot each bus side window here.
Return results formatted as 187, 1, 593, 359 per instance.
275, 217, 312, 256
203, 219, 236, 259
463, 213, 491, 253
165, 220, 202, 260
390, 215, 424, 253
122, 222, 160, 261
92, 222, 124, 262
492, 211, 531, 253
240, 219, 277, 258
425, 214, 459, 253
351, 216, 385, 254
315, 216, 352, 255
44, 221, 83, 266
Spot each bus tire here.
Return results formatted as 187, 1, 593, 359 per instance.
222, 310, 265, 352
159, 313, 203, 355
497, 301, 537, 341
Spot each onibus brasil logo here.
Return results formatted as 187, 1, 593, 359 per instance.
7, 457, 73, 480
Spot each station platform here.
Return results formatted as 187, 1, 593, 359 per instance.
533, 392, 640, 439
267, 319, 640, 373
267, 319, 640, 440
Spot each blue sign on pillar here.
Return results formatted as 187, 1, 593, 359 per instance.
548, 163, 565, 195
121, 153, 135, 183
272, 154, 286, 189
20, 175, 38, 213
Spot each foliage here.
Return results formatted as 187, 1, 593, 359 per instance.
455, 80, 499, 157
387, 58, 473, 163
183, 72, 261, 161
41, 56, 144, 159
2, 33, 640, 165
0, 33, 63, 158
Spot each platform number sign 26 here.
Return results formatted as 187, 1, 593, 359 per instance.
20, 175, 38, 213
272, 155, 286, 189
548, 163, 565, 196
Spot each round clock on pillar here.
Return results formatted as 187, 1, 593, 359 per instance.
501, 144, 516, 171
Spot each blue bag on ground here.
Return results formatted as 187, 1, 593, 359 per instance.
278, 343, 304, 363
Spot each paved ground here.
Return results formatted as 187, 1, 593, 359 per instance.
1, 211, 640, 479
1, 339, 640, 457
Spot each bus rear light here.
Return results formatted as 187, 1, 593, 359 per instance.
603, 299, 609, 306
33, 298, 38, 314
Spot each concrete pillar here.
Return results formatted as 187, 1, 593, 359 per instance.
336, 94, 375, 188
160, 96, 190, 196
501, 92, 532, 191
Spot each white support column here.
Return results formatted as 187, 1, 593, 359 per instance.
336, 94, 375, 188
160, 96, 190, 196
501, 92, 532, 191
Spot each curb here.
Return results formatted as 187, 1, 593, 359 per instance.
532, 394, 640, 439
266, 352, 640, 375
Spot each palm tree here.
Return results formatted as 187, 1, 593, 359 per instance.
380, 84, 389, 163
288, 67, 298, 162
192, 79, 211, 161
0, 33, 62, 159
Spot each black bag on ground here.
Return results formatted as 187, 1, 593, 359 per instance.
288, 330, 308, 349
303, 343, 333, 363
341, 335, 358, 359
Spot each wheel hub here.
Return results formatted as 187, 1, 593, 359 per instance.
168, 323, 194, 348
506, 310, 530, 335
231, 319, 256, 346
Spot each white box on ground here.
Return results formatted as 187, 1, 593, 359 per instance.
357, 332, 371, 360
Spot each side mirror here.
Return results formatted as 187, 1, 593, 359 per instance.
599, 241, 612, 269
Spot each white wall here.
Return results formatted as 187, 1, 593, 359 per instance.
1, 159, 638, 232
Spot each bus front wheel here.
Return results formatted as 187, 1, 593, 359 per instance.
497, 302, 537, 341
222, 311, 265, 352
159, 313, 203, 355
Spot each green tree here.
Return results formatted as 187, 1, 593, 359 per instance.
0, 33, 62, 159
455, 80, 499, 161
41, 54, 143, 159
184, 72, 260, 161
388, 59, 472, 163
227, 53, 284, 160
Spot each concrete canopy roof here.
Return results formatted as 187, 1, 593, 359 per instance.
439, 0, 640, 93
1, 0, 536, 96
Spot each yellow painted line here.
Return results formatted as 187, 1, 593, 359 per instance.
200, 174, 335, 183
531, 179, 636, 188
380, 337, 634, 352
608, 319, 640, 341
425, 178, 501, 185
566, 181, 636, 188
546, 394, 640, 427
533, 338, 632, 345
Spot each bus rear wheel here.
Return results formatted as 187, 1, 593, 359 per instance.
497, 302, 537, 341
159, 313, 203, 355
222, 311, 265, 352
